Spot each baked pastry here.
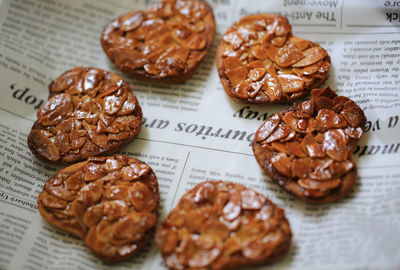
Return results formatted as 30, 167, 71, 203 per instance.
156, 181, 291, 270
101, 0, 216, 83
28, 67, 142, 165
252, 87, 366, 203
37, 155, 159, 262
216, 13, 330, 104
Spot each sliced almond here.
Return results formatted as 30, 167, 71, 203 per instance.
298, 178, 341, 190
30, 130, 60, 162
255, 114, 280, 142
316, 109, 348, 129
271, 153, 293, 177
275, 47, 305, 68
223, 32, 243, 50
226, 66, 248, 87
292, 46, 327, 67
223, 56, 243, 72
277, 74, 304, 93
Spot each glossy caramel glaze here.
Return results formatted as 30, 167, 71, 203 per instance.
252, 87, 366, 203
217, 14, 330, 104
37, 155, 159, 262
28, 67, 142, 165
101, 0, 215, 83
156, 181, 291, 270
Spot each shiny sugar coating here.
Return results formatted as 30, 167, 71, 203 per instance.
252, 87, 366, 203
37, 155, 159, 262
101, 0, 215, 83
217, 13, 330, 104
28, 67, 142, 165
156, 181, 292, 270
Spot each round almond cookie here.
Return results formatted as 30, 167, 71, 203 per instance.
101, 0, 216, 83
156, 181, 292, 270
252, 87, 366, 203
216, 14, 331, 104
37, 155, 159, 262
28, 67, 142, 165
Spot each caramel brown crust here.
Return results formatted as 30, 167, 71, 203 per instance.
156, 181, 292, 270
28, 67, 142, 165
252, 87, 366, 203
37, 155, 160, 262
216, 14, 330, 104
101, 0, 216, 83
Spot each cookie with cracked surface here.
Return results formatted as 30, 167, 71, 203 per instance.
37, 155, 159, 262
217, 13, 330, 104
156, 180, 291, 270
101, 0, 216, 83
252, 87, 366, 203
28, 67, 142, 165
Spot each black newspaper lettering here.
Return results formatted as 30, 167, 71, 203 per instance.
382, 143, 400, 154
233, 106, 270, 121
174, 122, 186, 131
355, 143, 400, 157
364, 119, 381, 132
211, 128, 223, 137
354, 145, 367, 157
145, 118, 169, 129
386, 12, 400, 22
10, 83, 44, 110
367, 145, 381, 155
185, 124, 198, 134
315, 11, 336, 22
388, 116, 398, 128
195, 125, 213, 139
385, 1, 400, 7
230, 130, 247, 141
305, 11, 313, 20
257, 112, 270, 121
243, 109, 259, 120
233, 106, 249, 119
246, 133, 255, 143
220, 129, 232, 139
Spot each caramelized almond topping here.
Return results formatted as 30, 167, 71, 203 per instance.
298, 178, 341, 190
29, 130, 60, 162
223, 56, 243, 72
271, 153, 293, 177
28, 67, 142, 165
217, 13, 330, 104
102, 0, 215, 82
255, 114, 280, 142
249, 68, 267, 81
253, 87, 366, 202
37, 155, 159, 262
292, 46, 327, 68
277, 74, 305, 93
156, 181, 291, 270
316, 109, 347, 129
225, 66, 248, 87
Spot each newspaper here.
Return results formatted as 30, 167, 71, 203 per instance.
0, 0, 399, 269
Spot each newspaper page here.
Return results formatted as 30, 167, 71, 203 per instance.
0, 0, 399, 269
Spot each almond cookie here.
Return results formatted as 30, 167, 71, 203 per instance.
217, 14, 330, 104
37, 155, 159, 262
156, 181, 291, 270
28, 67, 142, 165
252, 87, 366, 203
101, 0, 216, 83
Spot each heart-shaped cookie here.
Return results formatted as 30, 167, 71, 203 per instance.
37, 155, 159, 262
101, 0, 215, 83
28, 67, 142, 165
252, 87, 366, 203
156, 181, 291, 270
217, 14, 330, 104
